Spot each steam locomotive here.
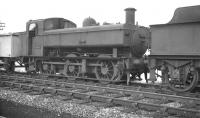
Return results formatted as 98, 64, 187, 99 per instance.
0, 8, 150, 84
1, 5, 200, 92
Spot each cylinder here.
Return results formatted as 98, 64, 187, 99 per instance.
125, 8, 136, 25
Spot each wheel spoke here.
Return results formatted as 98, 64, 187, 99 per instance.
107, 70, 114, 73
106, 75, 110, 79
95, 60, 115, 80
107, 73, 112, 78
107, 65, 113, 69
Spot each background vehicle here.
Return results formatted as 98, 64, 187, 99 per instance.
149, 5, 200, 92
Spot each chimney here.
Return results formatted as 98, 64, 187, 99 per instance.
125, 8, 136, 25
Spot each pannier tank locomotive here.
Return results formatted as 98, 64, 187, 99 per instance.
1, 8, 150, 84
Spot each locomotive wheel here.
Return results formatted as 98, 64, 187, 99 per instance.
165, 68, 199, 92
94, 60, 116, 80
42, 64, 50, 74
42, 64, 55, 74
65, 54, 81, 77
66, 60, 81, 77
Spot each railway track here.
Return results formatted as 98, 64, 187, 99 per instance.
6, 70, 200, 93
0, 73, 200, 117
0, 71, 174, 93
4, 71, 200, 97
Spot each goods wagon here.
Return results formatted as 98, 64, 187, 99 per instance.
0, 33, 24, 71
149, 5, 200, 92
0, 34, 22, 57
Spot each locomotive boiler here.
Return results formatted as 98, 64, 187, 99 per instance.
1, 8, 150, 83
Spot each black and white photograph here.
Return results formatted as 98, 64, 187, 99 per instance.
0, 0, 200, 118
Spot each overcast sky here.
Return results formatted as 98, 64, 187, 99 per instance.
0, 0, 199, 33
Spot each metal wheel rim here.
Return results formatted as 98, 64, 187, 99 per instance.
95, 60, 115, 80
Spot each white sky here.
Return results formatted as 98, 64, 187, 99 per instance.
0, 0, 199, 33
